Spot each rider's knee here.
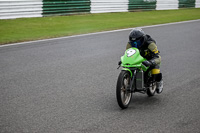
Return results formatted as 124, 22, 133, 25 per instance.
151, 68, 160, 75
151, 66, 162, 82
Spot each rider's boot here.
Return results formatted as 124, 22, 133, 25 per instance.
156, 79, 163, 94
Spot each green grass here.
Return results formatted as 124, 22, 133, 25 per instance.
0, 8, 200, 45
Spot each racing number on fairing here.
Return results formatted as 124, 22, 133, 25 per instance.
127, 49, 136, 57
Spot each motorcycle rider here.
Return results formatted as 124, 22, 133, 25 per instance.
123, 28, 163, 93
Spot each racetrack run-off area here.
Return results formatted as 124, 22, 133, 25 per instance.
1, 20, 200, 133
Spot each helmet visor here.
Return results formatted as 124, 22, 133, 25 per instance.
130, 37, 143, 48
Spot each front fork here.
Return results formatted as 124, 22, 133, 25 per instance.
122, 68, 136, 93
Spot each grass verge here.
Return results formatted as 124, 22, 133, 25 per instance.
0, 8, 200, 45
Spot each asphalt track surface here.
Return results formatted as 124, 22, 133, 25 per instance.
1, 20, 200, 133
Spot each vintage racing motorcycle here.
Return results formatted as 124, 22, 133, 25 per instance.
116, 47, 160, 109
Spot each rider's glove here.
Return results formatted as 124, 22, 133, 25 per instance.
142, 60, 156, 67
118, 61, 122, 65
142, 61, 152, 67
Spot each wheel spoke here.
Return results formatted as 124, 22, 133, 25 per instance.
121, 76, 131, 105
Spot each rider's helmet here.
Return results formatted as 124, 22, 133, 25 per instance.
129, 28, 145, 48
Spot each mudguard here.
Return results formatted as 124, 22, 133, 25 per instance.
122, 68, 133, 77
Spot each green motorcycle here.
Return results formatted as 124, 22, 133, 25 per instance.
116, 47, 157, 109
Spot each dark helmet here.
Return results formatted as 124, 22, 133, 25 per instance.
129, 28, 145, 48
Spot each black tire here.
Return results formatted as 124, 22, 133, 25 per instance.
116, 71, 132, 109
146, 82, 156, 97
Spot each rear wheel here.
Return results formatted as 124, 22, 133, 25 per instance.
116, 71, 132, 109
147, 82, 156, 97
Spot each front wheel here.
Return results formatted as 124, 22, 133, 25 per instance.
116, 71, 132, 109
